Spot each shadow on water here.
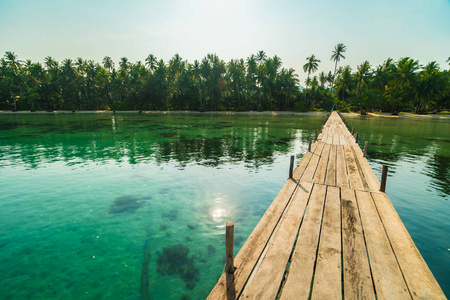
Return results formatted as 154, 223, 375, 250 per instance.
109, 196, 143, 214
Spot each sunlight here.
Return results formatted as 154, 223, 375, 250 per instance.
211, 207, 226, 223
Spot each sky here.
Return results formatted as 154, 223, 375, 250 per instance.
0, 0, 449, 84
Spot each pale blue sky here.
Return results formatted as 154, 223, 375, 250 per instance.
1, 0, 449, 83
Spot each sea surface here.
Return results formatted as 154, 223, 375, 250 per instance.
0, 112, 448, 299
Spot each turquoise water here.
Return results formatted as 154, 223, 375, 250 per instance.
0, 112, 448, 299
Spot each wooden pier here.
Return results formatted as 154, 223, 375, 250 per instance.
207, 112, 446, 300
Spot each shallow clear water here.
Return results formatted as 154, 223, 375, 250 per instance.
0, 112, 448, 299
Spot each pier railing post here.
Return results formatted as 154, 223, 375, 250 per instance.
308, 138, 312, 152
380, 165, 388, 192
355, 132, 359, 143
351, 127, 354, 135
315, 129, 318, 141
363, 141, 368, 157
289, 155, 294, 178
226, 222, 235, 274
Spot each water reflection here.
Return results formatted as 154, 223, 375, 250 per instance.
0, 114, 316, 170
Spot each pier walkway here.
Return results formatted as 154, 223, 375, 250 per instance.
207, 112, 446, 300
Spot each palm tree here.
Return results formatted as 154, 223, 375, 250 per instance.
303, 55, 320, 87
319, 71, 327, 88
3, 52, 23, 110
330, 43, 347, 86
145, 54, 157, 72
192, 60, 203, 109
413, 62, 443, 114
335, 65, 354, 107
256, 51, 267, 64
102, 56, 114, 72
356, 61, 371, 98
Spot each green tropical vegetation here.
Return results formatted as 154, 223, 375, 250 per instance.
1, 45, 449, 114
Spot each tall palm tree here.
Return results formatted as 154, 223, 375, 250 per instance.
330, 43, 347, 86
303, 55, 320, 87
256, 51, 267, 64
145, 54, 157, 72
102, 56, 114, 72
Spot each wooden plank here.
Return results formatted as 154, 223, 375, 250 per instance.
324, 145, 336, 186
341, 188, 375, 300
355, 191, 411, 299
313, 143, 331, 184
300, 142, 325, 183
351, 144, 381, 192
349, 145, 370, 191
311, 186, 342, 300
292, 143, 319, 181
207, 179, 299, 300
371, 193, 447, 300
278, 184, 327, 300
339, 128, 348, 145
336, 145, 349, 188
343, 145, 365, 191
345, 132, 355, 145
326, 133, 333, 144
240, 182, 313, 299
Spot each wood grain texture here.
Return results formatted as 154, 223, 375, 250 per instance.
240, 182, 313, 299
311, 186, 341, 300
279, 184, 327, 300
341, 188, 375, 300
355, 191, 411, 300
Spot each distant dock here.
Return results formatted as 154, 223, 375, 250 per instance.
208, 111, 446, 300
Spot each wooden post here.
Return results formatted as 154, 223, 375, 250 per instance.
226, 222, 234, 274
308, 138, 312, 152
351, 127, 354, 135
355, 132, 359, 143
380, 165, 388, 192
363, 141, 368, 157
289, 155, 294, 178
315, 129, 318, 141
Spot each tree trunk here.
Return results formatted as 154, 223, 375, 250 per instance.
10, 87, 17, 110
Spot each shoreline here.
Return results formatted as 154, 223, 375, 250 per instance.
0, 110, 449, 119
0, 110, 328, 117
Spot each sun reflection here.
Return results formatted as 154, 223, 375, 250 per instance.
209, 194, 235, 224
211, 208, 226, 222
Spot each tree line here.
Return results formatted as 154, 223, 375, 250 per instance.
1, 46, 449, 114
